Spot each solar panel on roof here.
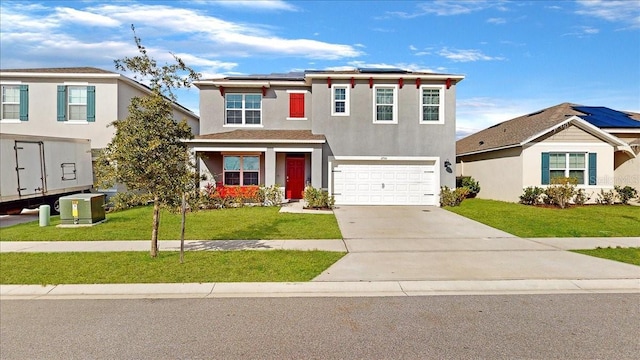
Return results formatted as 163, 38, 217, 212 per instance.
573, 106, 640, 128
357, 68, 409, 73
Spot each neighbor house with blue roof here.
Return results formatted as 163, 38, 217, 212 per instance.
456, 102, 640, 202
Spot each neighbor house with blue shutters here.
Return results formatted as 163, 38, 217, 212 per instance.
1, 67, 199, 151
456, 103, 640, 203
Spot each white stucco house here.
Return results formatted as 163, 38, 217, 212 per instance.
456, 103, 640, 202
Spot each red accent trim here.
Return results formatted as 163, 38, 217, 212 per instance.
219, 86, 225, 96
262, 86, 267, 96
399, 78, 404, 88
446, 78, 452, 89
350, 77, 355, 88
416, 78, 421, 88
369, 77, 373, 88
327, 77, 331, 88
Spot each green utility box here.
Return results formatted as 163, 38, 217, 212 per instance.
59, 194, 106, 225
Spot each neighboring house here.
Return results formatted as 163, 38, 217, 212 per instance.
456, 103, 640, 202
188, 68, 464, 206
0, 67, 200, 150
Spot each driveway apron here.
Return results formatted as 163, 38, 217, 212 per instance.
313, 206, 640, 282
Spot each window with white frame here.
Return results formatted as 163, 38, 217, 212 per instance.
225, 94, 261, 125
331, 85, 349, 116
68, 86, 87, 121
373, 85, 398, 123
223, 155, 260, 186
420, 85, 444, 123
549, 153, 586, 184
1, 85, 20, 120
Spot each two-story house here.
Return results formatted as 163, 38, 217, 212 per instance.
0, 67, 200, 151
188, 68, 464, 206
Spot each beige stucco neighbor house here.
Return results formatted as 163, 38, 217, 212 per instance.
188, 68, 464, 206
456, 103, 639, 203
0, 67, 200, 149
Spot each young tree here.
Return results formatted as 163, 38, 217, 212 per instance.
95, 25, 200, 257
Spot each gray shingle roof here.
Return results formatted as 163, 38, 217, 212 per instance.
0, 67, 115, 74
456, 103, 640, 155
196, 130, 325, 142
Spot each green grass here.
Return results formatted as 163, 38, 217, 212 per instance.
0, 206, 342, 241
446, 199, 640, 237
0, 250, 346, 284
572, 247, 640, 266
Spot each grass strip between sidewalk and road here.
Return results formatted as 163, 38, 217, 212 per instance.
572, 247, 640, 266
0, 250, 346, 284
0, 206, 342, 241
446, 199, 640, 237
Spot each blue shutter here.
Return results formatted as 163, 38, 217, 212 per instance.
541, 152, 550, 185
57, 86, 66, 121
588, 153, 597, 185
86, 86, 96, 122
19, 85, 28, 121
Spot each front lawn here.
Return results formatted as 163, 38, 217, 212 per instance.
0, 250, 345, 284
0, 206, 342, 241
446, 199, 640, 237
572, 247, 640, 266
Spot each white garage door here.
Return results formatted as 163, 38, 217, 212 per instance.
332, 163, 438, 205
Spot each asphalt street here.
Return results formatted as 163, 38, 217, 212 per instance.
2, 294, 639, 359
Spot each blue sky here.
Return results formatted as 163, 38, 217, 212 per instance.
1, 0, 638, 138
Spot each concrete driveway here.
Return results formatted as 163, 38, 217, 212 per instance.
313, 206, 640, 282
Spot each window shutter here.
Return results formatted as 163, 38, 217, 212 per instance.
87, 86, 96, 122
588, 153, 597, 185
19, 85, 28, 121
289, 93, 304, 118
541, 152, 550, 185
57, 85, 67, 121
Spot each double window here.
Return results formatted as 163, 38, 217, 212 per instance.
420, 85, 445, 124
373, 85, 398, 124
331, 85, 349, 116
57, 85, 95, 122
1, 85, 28, 121
542, 152, 597, 185
225, 94, 261, 125
223, 155, 260, 186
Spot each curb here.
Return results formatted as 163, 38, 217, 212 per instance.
2, 279, 638, 300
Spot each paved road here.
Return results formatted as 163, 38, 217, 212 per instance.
0, 209, 39, 228
2, 294, 639, 359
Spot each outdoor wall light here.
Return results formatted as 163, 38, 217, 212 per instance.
444, 159, 453, 174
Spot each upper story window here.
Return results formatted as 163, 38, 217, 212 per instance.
331, 85, 350, 116
420, 85, 445, 124
57, 85, 95, 122
1, 84, 28, 122
373, 85, 398, 124
225, 94, 261, 126
287, 90, 307, 120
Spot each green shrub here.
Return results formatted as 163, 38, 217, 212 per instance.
544, 183, 576, 209
615, 185, 638, 205
573, 189, 590, 205
259, 184, 284, 206
458, 176, 481, 198
303, 186, 335, 209
440, 186, 470, 207
596, 189, 617, 205
520, 186, 544, 205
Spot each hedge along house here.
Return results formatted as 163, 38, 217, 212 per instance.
456, 103, 640, 203
188, 69, 464, 205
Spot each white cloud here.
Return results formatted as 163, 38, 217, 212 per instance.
389, 0, 507, 18
575, 0, 640, 29
487, 17, 506, 24
562, 26, 600, 37
209, 0, 298, 12
438, 48, 505, 62
54, 7, 121, 27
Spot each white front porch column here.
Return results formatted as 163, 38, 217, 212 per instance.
264, 148, 276, 186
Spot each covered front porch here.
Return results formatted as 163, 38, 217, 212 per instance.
186, 130, 325, 200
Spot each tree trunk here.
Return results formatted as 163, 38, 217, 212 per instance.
151, 196, 160, 257
180, 193, 186, 264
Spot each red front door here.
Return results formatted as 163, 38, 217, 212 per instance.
286, 157, 305, 199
